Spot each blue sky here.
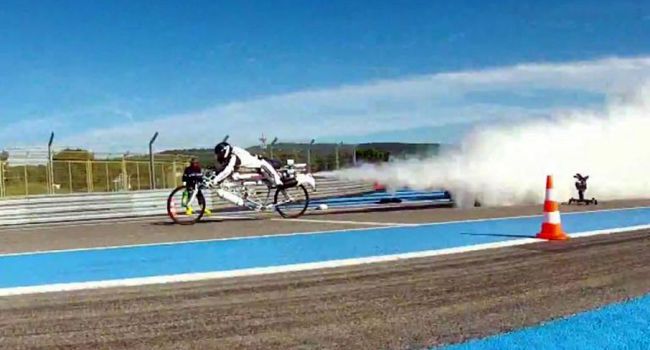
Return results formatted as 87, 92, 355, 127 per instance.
1, 0, 650, 151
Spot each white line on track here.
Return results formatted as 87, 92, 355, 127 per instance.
569, 224, 650, 238
272, 218, 416, 226
2, 224, 649, 297
0, 224, 398, 257
0, 216, 163, 230
0, 215, 253, 232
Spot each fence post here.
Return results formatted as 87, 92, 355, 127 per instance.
161, 163, 166, 188
172, 160, 178, 187
105, 162, 110, 192
0, 161, 4, 198
46, 160, 53, 194
121, 155, 128, 191
47, 132, 54, 194
149, 132, 159, 190
49, 161, 55, 194
86, 160, 93, 192
68, 161, 73, 193
307, 148, 311, 172
136, 162, 141, 190
23, 164, 28, 196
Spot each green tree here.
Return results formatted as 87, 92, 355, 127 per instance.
53, 149, 94, 161
356, 148, 390, 163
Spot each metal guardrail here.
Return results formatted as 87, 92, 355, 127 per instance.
0, 177, 375, 226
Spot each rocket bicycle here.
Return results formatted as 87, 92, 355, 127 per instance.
167, 167, 316, 225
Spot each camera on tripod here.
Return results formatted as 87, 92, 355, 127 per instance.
567, 173, 598, 205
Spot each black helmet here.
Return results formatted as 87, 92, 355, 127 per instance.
214, 142, 232, 163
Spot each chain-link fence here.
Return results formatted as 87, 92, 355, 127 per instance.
0, 148, 190, 198
0, 142, 440, 198
0, 145, 357, 198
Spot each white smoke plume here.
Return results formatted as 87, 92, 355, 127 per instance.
336, 85, 650, 207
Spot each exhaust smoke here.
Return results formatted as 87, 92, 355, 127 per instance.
336, 86, 650, 207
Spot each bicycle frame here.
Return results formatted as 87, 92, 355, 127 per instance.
219, 173, 281, 210
169, 162, 314, 223
186, 183, 201, 206
198, 164, 316, 211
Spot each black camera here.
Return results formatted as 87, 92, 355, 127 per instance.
568, 173, 597, 205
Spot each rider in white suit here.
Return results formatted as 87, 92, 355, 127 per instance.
212, 142, 283, 187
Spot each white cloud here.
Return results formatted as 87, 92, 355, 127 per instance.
56, 56, 650, 152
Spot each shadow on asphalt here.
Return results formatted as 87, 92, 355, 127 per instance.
149, 216, 260, 226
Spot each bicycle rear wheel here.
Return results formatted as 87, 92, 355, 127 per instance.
167, 185, 207, 225
274, 185, 310, 218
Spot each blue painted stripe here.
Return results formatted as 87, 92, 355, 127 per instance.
311, 199, 452, 210
311, 195, 449, 206
441, 293, 650, 350
353, 190, 446, 198
312, 191, 449, 205
1, 207, 649, 289
313, 194, 446, 203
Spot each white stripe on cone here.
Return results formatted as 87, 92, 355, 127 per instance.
544, 211, 562, 224
545, 189, 557, 202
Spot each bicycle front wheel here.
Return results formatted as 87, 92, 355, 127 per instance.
274, 185, 310, 218
167, 185, 207, 225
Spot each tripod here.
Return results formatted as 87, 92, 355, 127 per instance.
568, 173, 598, 205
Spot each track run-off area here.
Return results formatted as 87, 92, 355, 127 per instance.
1, 199, 650, 349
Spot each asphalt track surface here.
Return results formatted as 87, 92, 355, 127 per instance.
1, 199, 650, 349
2, 199, 649, 254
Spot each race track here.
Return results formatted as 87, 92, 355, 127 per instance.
1, 200, 650, 349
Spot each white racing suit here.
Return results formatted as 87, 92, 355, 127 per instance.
212, 146, 283, 187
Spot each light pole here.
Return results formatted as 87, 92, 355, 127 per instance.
149, 131, 159, 190
307, 139, 315, 172
270, 137, 278, 159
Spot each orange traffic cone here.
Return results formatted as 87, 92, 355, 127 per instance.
536, 175, 568, 240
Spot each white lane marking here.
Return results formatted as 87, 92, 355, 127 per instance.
272, 218, 416, 227
569, 225, 650, 238
0, 215, 252, 232
0, 216, 164, 230
2, 205, 649, 258
0, 224, 394, 258
2, 224, 649, 297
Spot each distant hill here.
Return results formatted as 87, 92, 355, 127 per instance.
161, 142, 442, 171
